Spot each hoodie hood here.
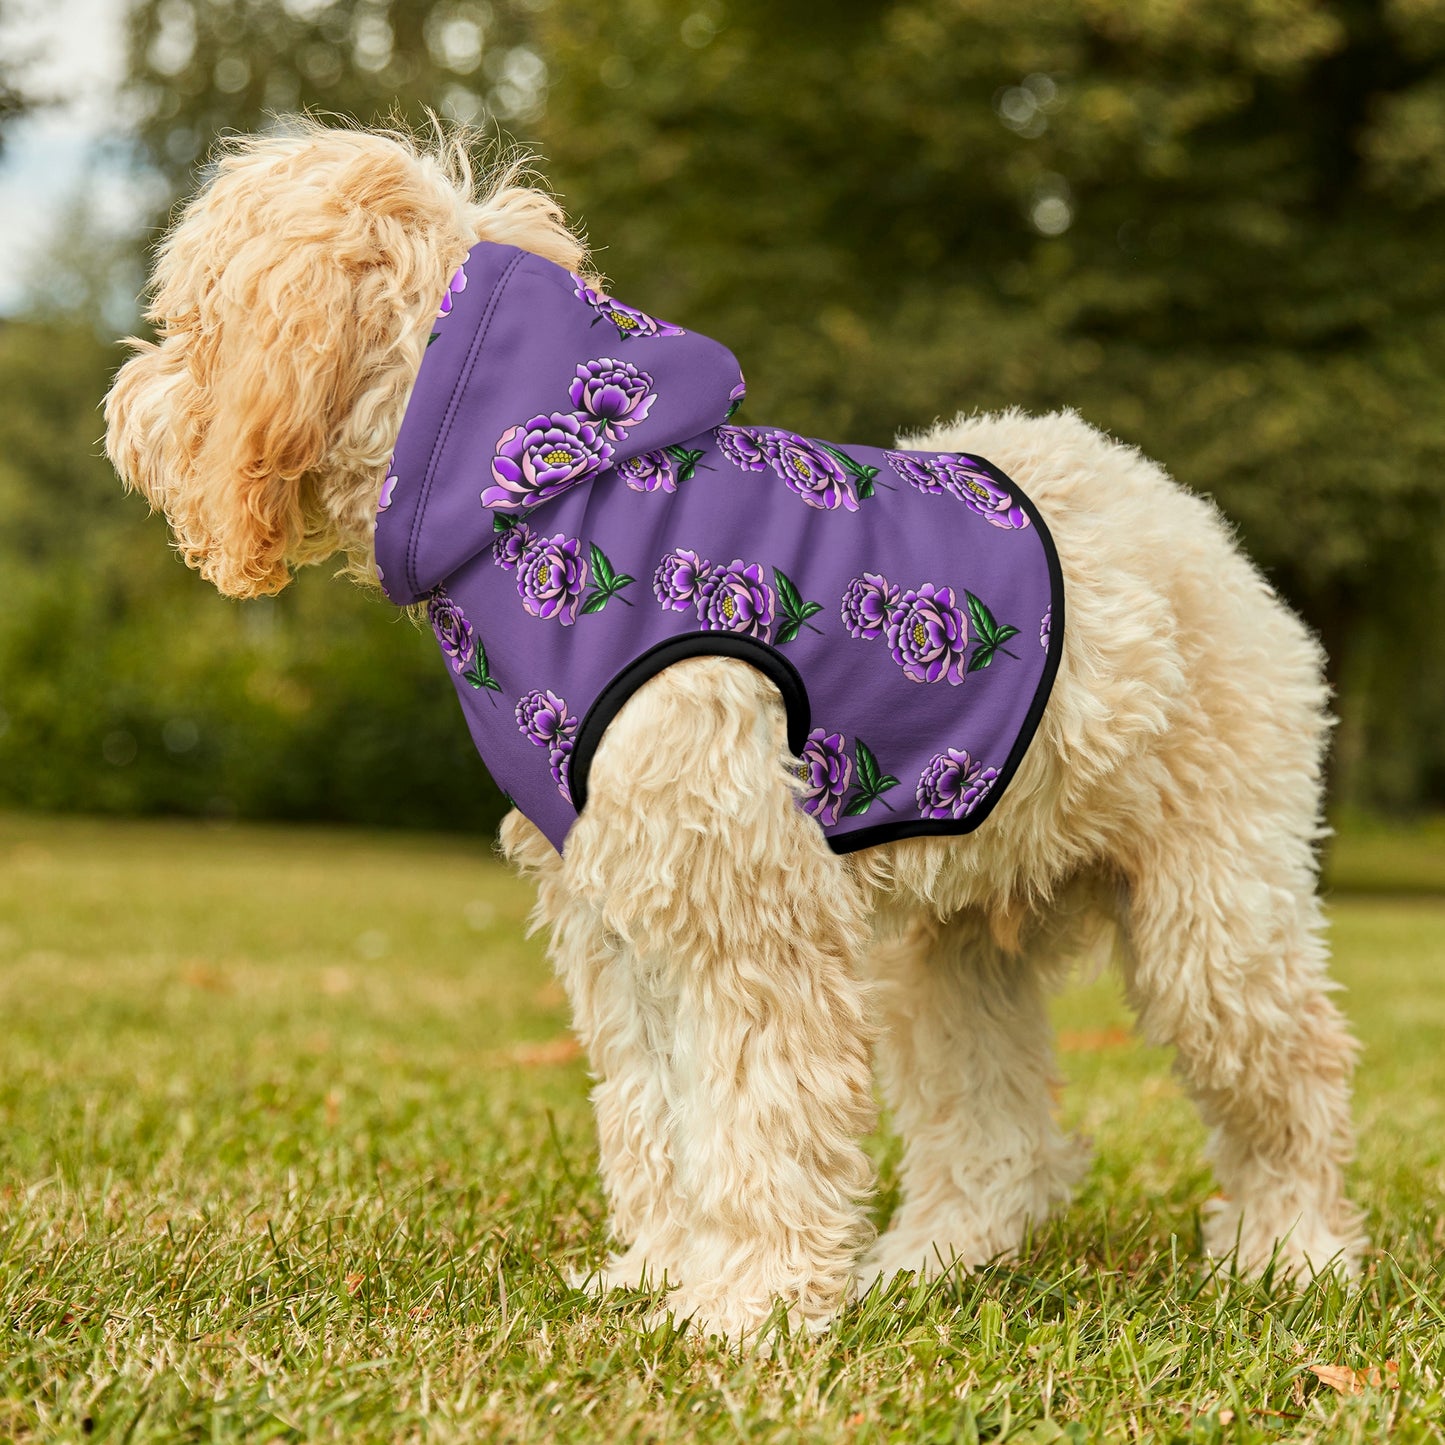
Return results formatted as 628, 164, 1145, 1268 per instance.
375, 242, 744, 604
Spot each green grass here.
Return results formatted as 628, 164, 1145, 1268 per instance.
2, 812, 1443, 1443
1324, 811, 1445, 896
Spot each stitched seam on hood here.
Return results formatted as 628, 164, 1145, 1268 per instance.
404, 248, 527, 599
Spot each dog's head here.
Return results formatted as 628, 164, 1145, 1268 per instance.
105, 121, 586, 598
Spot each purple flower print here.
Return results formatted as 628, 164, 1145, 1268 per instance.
516, 688, 576, 749
568, 357, 656, 439
378, 471, 398, 512
483, 411, 615, 510
492, 520, 536, 571
696, 559, 775, 640
916, 749, 1000, 820
714, 424, 767, 472
517, 532, 589, 626
427, 591, 474, 673
758, 431, 859, 511
886, 583, 969, 685
886, 450, 947, 495
840, 573, 900, 640
571, 274, 684, 340
938, 457, 1031, 529
726, 375, 747, 420
1040, 604, 1052, 650
653, 549, 712, 610
548, 732, 575, 802
437, 264, 467, 319
516, 689, 578, 802
796, 729, 853, 827
619, 449, 677, 493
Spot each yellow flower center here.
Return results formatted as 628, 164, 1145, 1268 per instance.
542, 448, 574, 467
964, 476, 990, 500
535, 562, 551, 588
615, 313, 637, 331
912, 620, 927, 648
722, 594, 738, 621
790, 455, 813, 481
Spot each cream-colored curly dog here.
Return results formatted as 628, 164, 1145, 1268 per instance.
105, 123, 1363, 1342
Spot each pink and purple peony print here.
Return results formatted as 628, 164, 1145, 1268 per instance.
696, 559, 776, 640
915, 748, 999, 820
571, 275, 685, 341
758, 432, 859, 512
653, 549, 712, 611
568, 357, 656, 439
516, 532, 590, 626
887, 583, 970, 686
619, 449, 677, 493
484, 411, 616, 511
654, 549, 823, 644
842, 572, 1022, 685
492, 520, 536, 571
516, 688, 578, 801
886, 450, 1031, 530
714, 424, 767, 473
427, 590, 475, 673
437, 264, 467, 319
716, 426, 873, 510
796, 729, 853, 827
840, 573, 901, 640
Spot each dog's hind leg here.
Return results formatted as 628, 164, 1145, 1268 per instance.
1119, 823, 1364, 1279
859, 911, 1088, 1289
501, 809, 688, 1292
562, 658, 878, 1342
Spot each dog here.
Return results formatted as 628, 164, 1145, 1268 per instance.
105, 121, 1364, 1342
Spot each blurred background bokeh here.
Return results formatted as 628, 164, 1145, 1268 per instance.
1, 0, 1443, 837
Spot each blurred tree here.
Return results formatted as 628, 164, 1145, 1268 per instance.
531, 0, 1445, 804
8, 0, 1437, 825
0, 313, 504, 830
0, 0, 37, 152
124, 0, 541, 183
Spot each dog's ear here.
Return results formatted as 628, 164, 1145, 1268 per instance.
105, 126, 587, 598
107, 238, 385, 599
105, 131, 465, 599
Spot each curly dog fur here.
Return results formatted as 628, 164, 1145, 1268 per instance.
105, 120, 1364, 1343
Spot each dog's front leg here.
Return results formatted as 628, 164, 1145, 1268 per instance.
563, 659, 878, 1344
501, 809, 688, 1289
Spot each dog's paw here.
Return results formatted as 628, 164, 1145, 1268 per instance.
569, 1246, 674, 1296
858, 1221, 1017, 1295
645, 1286, 836, 1350
1202, 1196, 1366, 1283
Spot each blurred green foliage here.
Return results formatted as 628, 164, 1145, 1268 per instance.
0, 316, 500, 829
2, 0, 1444, 827
0, 1, 35, 153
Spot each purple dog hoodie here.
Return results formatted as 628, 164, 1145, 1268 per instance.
374, 242, 1064, 854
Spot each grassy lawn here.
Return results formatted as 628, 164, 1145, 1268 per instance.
2, 812, 1443, 1442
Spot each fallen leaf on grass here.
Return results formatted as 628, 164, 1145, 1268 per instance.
499, 1037, 583, 1067
344, 1273, 365, 1296
1056, 1027, 1133, 1052
534, 980, 567, 1008
180, 960, 230, 993
1310, 1362, 1399, 1395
